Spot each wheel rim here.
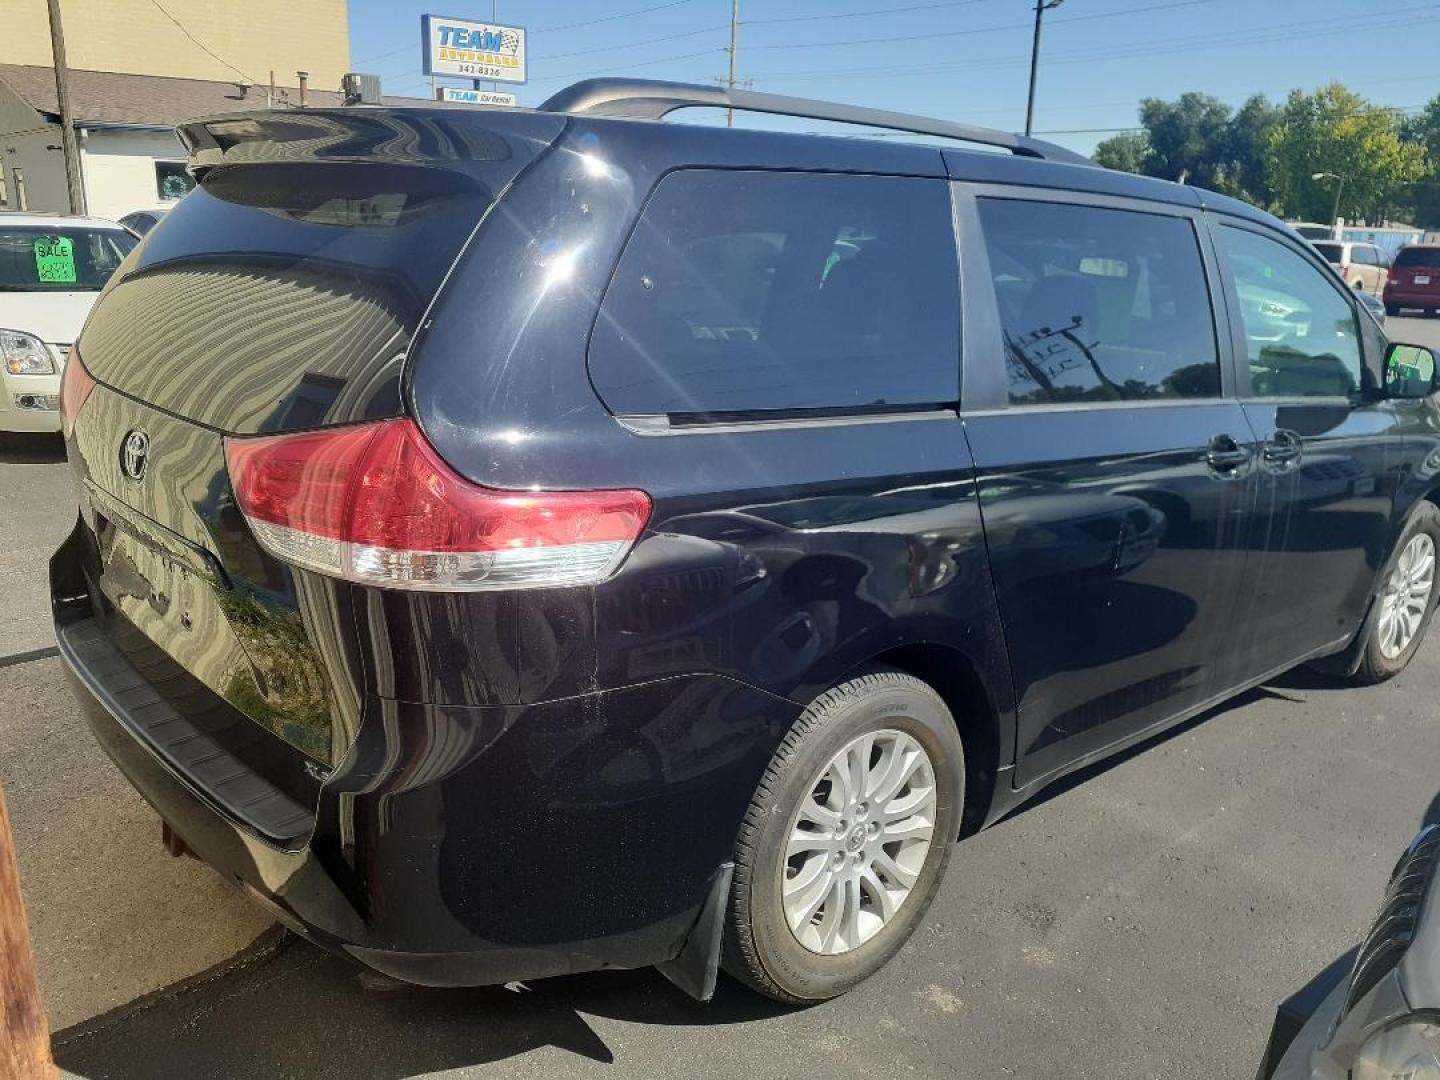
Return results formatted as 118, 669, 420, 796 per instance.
780, 729, 938, 956
1378, 533, 1437, 660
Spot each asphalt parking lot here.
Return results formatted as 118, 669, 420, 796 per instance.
4, 315, 1440, 1079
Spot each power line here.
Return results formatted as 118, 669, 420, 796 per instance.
533, 23, 727, 62
744, 0, 1214, 53
147, 0, 258, 84
533, 0, 698, 34
747, 6, 1434, 82
745, 0, 1002, 27
528, 47, 727, 83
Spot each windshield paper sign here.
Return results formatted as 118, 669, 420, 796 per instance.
33, 236, 76, 284
422, 15, 526, 83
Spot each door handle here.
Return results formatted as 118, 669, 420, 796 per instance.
1205, 434, 1251, 474
1263, 429, 1303, 466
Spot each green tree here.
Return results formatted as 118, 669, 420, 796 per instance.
1402, 94, 1440, 162
1093, 130, 1149, 173
1265, 83, 1428, 223
1138, 92, 1233, 187
1219, 94, 1279, 206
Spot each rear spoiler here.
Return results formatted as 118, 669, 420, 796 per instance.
176, 108, 564, 180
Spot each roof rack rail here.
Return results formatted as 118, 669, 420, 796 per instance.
539, 78, 1092, 167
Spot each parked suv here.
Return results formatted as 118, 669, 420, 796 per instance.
1312, 239, 1391, 296
52, 80, 1440, 1005
1384, 244, 1440, 316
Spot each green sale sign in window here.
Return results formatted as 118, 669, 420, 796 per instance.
33, 236, 76, 284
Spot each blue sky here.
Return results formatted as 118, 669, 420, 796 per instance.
347, 0, 1439, 154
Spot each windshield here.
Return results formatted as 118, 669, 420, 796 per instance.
0, 227, 137, 291
1311, 242, 1343, 264
1394, 247, 1440, 269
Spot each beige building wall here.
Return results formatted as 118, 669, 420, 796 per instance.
5, 0, 350, 92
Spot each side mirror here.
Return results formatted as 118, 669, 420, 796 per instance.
1384, 343, 1438, 399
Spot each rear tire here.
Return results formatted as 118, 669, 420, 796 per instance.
722, 671, 964, 1004
1353, 503, 1440, 685
1386, 304, 1400, 317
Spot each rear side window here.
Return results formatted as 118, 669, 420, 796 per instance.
1395, 247, 1440, 269
976, 199, 1220, 406
1217, 225, 1362, 399
589, 170, 959, 416
1312, 242, 1343, 264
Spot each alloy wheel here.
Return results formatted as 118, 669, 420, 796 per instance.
1378, 533, 1437, 660
780, 729, 938, 956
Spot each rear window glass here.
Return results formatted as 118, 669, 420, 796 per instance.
79, 161, 497, 433
976, 199, 1219, 405
1311, 242, 1343, 264
0, 227, 136, 291
1395, 247, 1440, 269
589, 169, 959, 416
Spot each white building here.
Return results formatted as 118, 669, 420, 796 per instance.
0, 65, 363, 222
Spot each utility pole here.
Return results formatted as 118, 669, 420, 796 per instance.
726, 0, 739, 127
1024, 0, 1064, 137
46, 0, 86, 216
0, 784, 57, 1080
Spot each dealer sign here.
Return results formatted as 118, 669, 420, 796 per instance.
421, 15, 526, 84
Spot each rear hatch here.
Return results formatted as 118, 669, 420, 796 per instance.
1391, 247, 1440, 295
66, 108, 565, 782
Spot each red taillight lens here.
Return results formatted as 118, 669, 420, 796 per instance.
58, 346, 97, 436
224, 418, 651, 592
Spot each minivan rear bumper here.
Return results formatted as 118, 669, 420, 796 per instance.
54, 538, 797, 987
1382, 287, 1440, 307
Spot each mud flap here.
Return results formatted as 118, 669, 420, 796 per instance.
1308, 593, 1377, 677
655, 862, 733, 1002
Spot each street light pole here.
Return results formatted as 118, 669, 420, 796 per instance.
1311, 171, 1346, 238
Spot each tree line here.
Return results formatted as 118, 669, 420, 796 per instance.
1093, 84, 1440, 228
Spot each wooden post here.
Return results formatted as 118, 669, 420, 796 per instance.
0, 783, 55, 1080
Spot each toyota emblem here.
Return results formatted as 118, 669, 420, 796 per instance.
120, 430, 150, 481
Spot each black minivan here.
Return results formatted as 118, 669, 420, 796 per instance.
52, 80, 1440, 1005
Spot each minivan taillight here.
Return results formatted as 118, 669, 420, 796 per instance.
224, 418, 651, 592
57, 345, 97, 436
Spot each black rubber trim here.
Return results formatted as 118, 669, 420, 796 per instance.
56, 617, 315, 844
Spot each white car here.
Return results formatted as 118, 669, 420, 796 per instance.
0, 214, 137, 434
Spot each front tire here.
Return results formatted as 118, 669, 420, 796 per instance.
722, 671, 964, 1003
1385, 304, 1400, 317
1354, 503, 1440, 684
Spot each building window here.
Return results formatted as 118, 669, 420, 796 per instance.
12, 168, 26, 211
155, 160, 194, 202
0, 165, 7, 207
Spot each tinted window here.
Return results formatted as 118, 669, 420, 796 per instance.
976, 199, 1219, 405
1396, 247, 1440, 269
1312, 242, 1343, 264
80, 162, 498, 432
589, 170, 959, 416
1218, 225, 1362, 399
0, 227, 136, 291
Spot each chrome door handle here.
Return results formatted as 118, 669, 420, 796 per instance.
1263, 430, 1303, 465
1206, 435, 1251, 474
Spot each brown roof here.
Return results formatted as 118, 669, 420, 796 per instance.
0, 64, 435, 129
